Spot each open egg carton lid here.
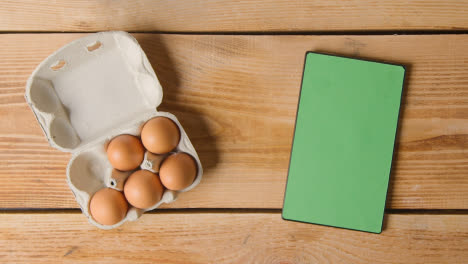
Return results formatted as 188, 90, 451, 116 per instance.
25, 31, 163, 152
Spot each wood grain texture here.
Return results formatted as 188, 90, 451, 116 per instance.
0, 0, 468, 32
0, 212, 467, 263
0, 34, 467, 209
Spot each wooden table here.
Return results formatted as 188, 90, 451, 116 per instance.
1, 1, 467, 263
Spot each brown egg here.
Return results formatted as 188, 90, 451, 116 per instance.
107, 134, 145, 171
159, 153, 197, 191
89, 188, 128, 226
141, 117, 180, 154
124, 170, 164, 209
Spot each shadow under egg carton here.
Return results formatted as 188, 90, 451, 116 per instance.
24, 31, 203, 229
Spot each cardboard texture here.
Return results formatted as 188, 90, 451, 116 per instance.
25, 32, 203, 229
282, 52, 405, 233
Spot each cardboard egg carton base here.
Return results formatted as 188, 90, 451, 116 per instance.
68, 111, 202, 230
24, 31, 203, 229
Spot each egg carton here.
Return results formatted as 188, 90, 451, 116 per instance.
24, 31, 203, 229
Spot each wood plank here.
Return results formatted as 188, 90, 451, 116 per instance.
0, 34, 467, 209
0, 212, 466, 263
1, 1, 468, 32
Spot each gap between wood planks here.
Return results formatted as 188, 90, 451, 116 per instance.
2, 208, 468, 215
1, 30, 468, 35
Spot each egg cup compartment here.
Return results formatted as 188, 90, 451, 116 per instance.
25, 32, 203, 229
27, 77, 81, 150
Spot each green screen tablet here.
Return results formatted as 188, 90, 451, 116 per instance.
282, 52, 405, 233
